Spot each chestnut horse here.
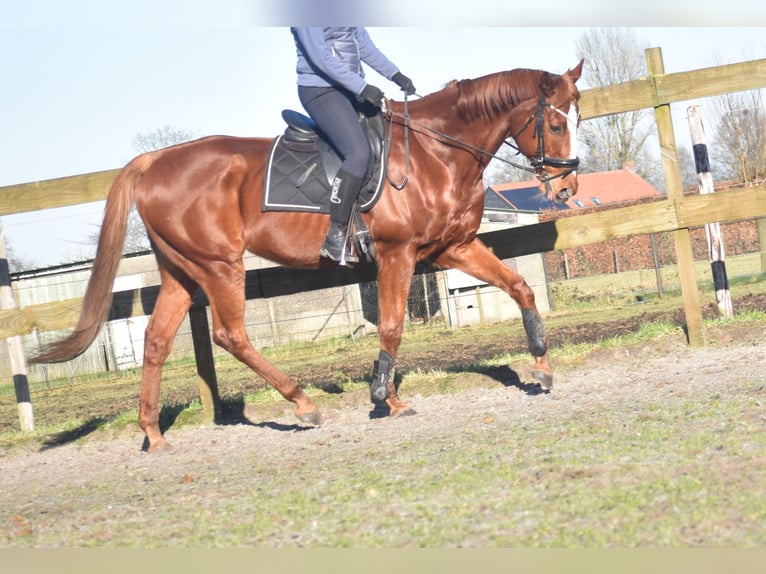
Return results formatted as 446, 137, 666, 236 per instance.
34, 60, 583, 451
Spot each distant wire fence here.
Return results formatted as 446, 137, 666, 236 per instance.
544, 218, 766, 308
547, 247, 765, 309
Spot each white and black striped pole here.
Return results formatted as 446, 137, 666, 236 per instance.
0, 219, 35, 431
688, 105, 733, 318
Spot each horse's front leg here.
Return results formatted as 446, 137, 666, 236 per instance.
521, 308, 553, 389
435, 239, 553, 389
371, 251, 417, 416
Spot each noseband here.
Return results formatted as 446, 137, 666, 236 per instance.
510, 95, 580, 185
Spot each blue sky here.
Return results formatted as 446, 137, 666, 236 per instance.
2, 2, 766, 267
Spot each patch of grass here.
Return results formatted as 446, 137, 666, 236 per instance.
549, 262, 766, 314
159, 388, 766, 547
398, 369, 461, 397
715, 307, 766, 323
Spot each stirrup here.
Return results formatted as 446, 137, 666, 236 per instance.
320, 225, 358, 266
349, 206, 374, 263
338, 217, 359, 266
339, 246, 359, 266
319, 245, 357, 265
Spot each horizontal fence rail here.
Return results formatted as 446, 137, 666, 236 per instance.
0, 169, 121, 217
579, 58, 766, 120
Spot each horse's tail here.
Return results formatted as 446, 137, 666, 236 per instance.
31, 153, 155, 364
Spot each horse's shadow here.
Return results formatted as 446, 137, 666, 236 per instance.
41, 403, 188, 451
136, 399, 313, 450
40, 366, 547, 450
466, 364, 550, 396
40, 417, 110, 451
216, 397, 313, 432
39, 398, 309, 452
366, 363, 548, 419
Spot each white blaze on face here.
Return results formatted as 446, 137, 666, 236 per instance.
567, 103, 579, 161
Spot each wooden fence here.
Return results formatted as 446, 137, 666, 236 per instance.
3, 48, 766, 421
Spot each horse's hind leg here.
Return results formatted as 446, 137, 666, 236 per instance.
139, 267, 196, 452
435, 240, 553, 389
201, 261, 321, 425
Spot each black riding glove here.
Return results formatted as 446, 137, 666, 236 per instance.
392, 72, 416, 95
360, 84, 385, 108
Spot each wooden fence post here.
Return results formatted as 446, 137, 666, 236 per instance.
688, 104, 733, 317
646, 47, 705, 347
189, 305, 220, 423
759, 218, 766, 273
0, 220, 34, 431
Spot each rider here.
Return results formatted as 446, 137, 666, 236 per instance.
290, 27, 416, 263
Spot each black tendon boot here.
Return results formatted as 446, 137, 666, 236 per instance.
370, 351, 394, 403
320, 169, 364, 264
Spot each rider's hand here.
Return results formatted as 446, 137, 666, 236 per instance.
392, 72, 416, 96
360, 84, 385, 108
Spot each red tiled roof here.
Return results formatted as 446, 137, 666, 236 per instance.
489, 167, 662, 210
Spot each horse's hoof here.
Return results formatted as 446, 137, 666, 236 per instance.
296, 409, 323, 427
390, 406, 417, 418
145, 439, 174, 453
531, 369, 553, 390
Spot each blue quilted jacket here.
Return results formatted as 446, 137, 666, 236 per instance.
290, 27, 400, 96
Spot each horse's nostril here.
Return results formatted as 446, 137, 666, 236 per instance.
556, 189, 571, 202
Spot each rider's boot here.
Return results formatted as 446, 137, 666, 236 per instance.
320, 169, 363, 265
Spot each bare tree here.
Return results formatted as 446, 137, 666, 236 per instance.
88, 125, 198, 254
711, 89, 766, 183
3, 237, 38, 273
575, 29, 660, 187
132, 125, 198, 154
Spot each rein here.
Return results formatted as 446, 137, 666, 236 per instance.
386, 94, 410, 190
384, 93, 579, 189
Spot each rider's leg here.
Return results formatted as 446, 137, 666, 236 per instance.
298, 87, 370, 263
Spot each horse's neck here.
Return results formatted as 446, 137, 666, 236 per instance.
415, 91, 511, 159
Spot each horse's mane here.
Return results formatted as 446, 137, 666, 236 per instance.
454, 68, 549, 122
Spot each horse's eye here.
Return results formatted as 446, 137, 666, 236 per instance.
550, 125, 563, 135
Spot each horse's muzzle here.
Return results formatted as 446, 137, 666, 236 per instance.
539, 177, 576, 204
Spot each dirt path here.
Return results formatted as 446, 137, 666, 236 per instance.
2, 317, 765, 547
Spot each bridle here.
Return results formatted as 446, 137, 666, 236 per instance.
506, 94, 580, 185
384, 91, 580, 194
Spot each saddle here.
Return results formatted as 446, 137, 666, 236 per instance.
262, 110, 390, 263
263, 109, 389, 215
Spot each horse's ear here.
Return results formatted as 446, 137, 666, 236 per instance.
566, 59, 585, 83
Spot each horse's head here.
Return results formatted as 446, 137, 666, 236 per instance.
510, 60, 584, 203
